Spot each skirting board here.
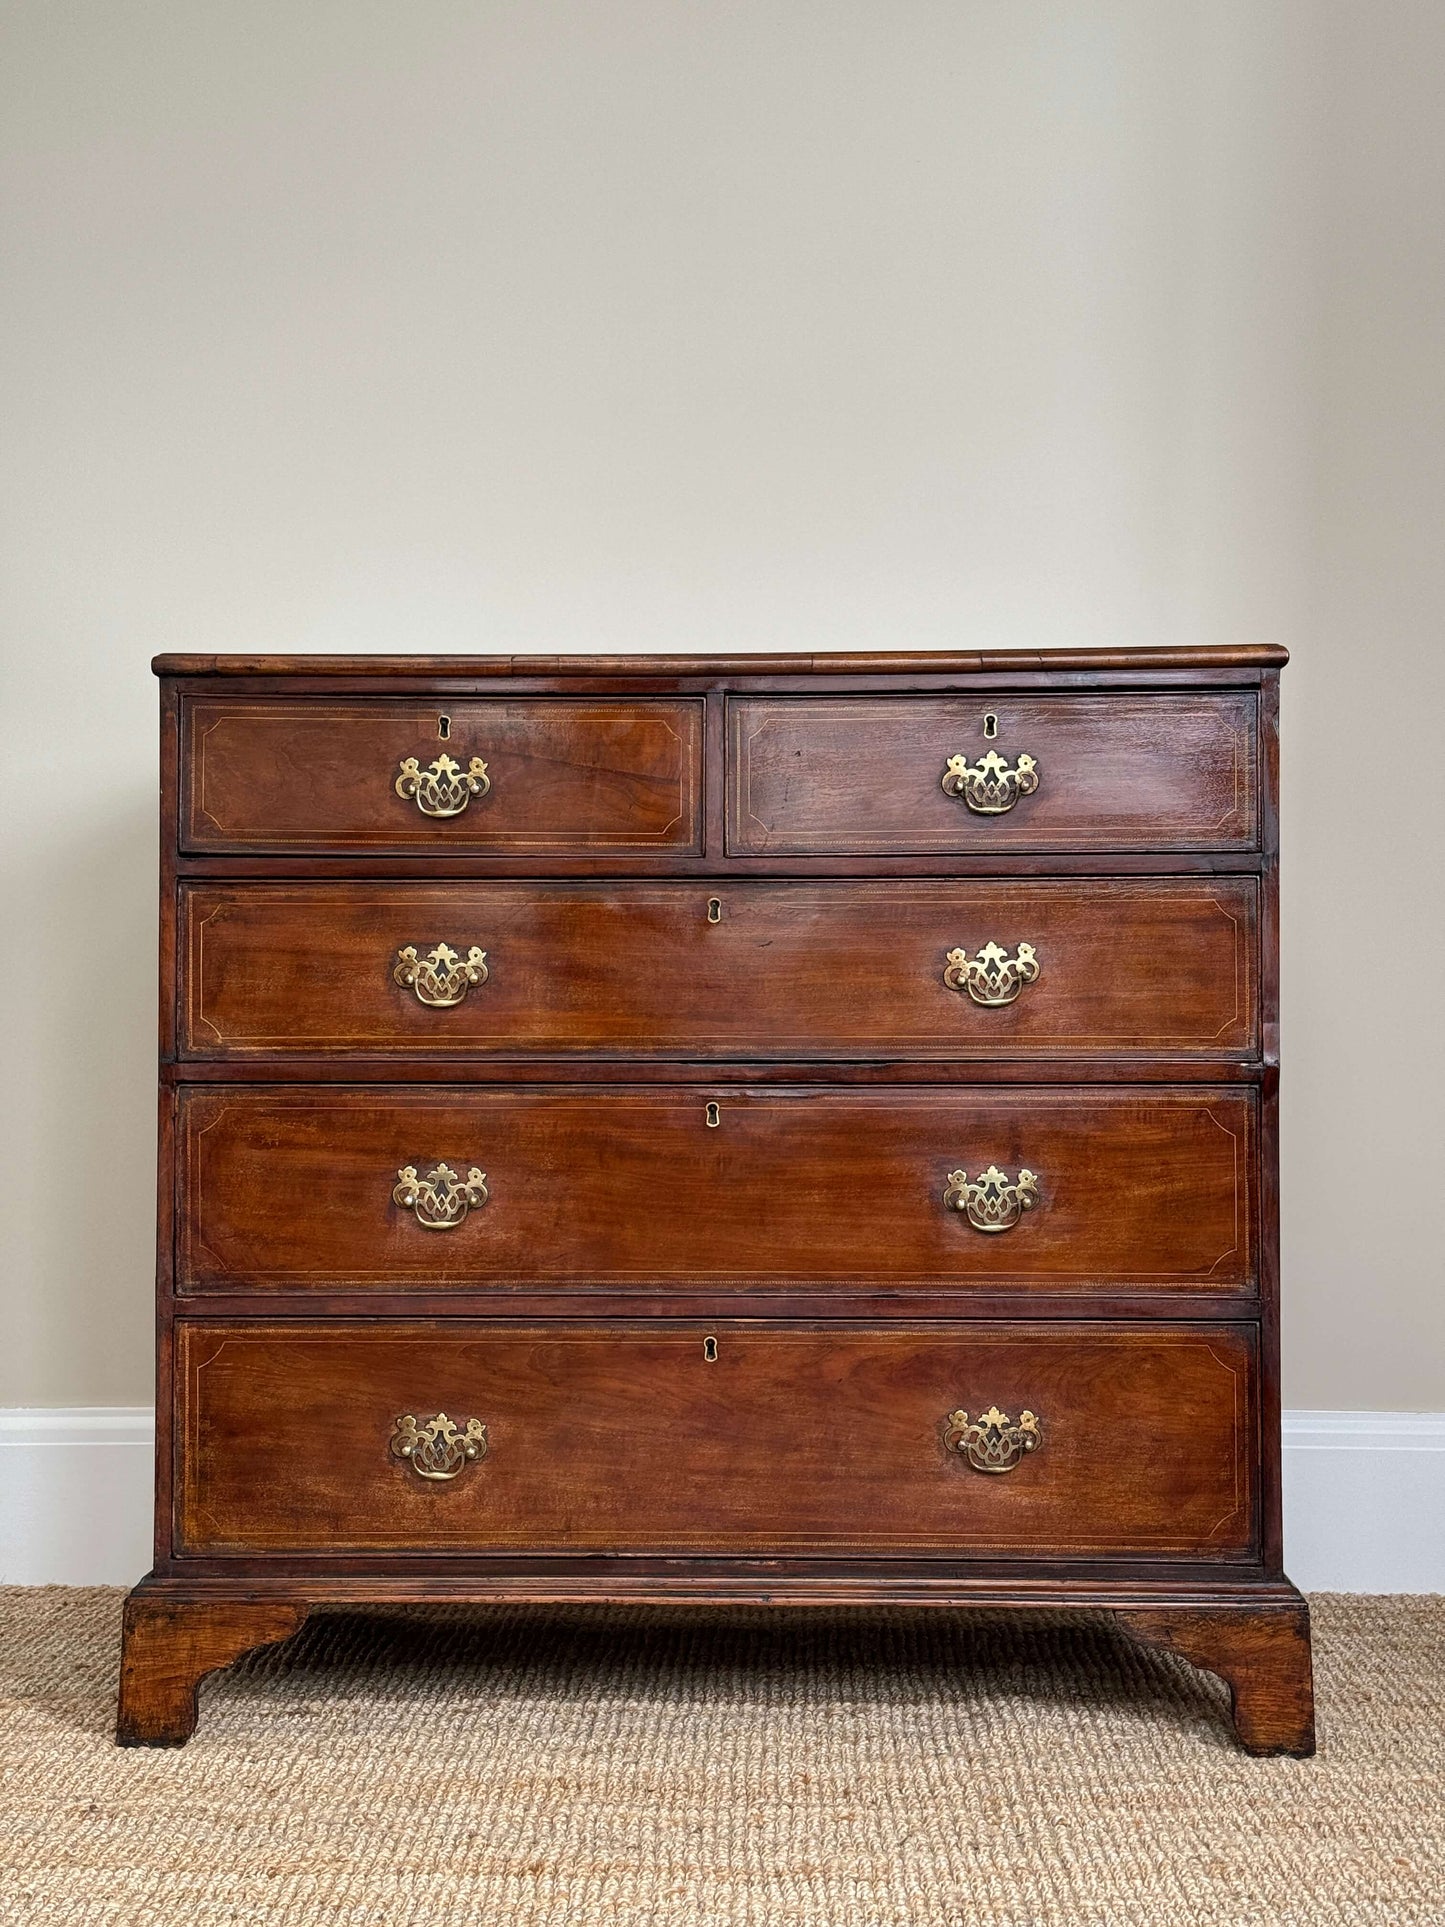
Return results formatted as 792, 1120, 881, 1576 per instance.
0, 1408, 1441, 1590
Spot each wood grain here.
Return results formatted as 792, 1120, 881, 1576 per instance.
1118, 1602, 1315, 1756
179, 877, 1259, 1061
176, 1085, 1257, 1294
182, 697, 703, 853
116, 1594, 309, 1746
174, 1321, 1258, 1559
729, 693, 1259, 853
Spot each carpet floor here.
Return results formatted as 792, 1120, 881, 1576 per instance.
0, 1590, 1440, 1925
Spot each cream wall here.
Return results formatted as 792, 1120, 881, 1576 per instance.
1, 2, 1441, 1411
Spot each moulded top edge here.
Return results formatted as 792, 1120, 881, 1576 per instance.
152, 645, 1289, 678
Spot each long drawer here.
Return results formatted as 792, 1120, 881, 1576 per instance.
728, 693, 1260, 853
178, 878, 1260, 1060
174, 1321, 1258, 1558
176, 1086, 1257, 1294
181, 697, 704, 854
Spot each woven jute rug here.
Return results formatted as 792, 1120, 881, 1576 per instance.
0, 1590, 1440, 1925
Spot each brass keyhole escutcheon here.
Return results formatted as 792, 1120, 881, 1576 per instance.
703, 1336, 718, 1363
983, 711, 998, 738
438, 713, 451, 739
705, 1102, 721, 1128
707, 897, 722, 923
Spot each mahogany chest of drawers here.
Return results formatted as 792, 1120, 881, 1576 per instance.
119, 647, 1314, 1754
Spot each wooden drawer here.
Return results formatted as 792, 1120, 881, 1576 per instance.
728, 694, 1260, 853
180, 697, 703, 854
174, 1320, 1258, 1557
176, 1086, 1257, 1295
178, 878, 1259, 1061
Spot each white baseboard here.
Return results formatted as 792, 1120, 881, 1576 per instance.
1, 1408, 1441, 1590
0, 1410, 156, 1586
1281, 1411, 1445, 1591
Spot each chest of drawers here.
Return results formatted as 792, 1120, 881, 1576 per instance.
118, 648, 1313, 1755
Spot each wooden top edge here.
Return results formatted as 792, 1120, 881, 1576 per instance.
152, 645, 1289, 677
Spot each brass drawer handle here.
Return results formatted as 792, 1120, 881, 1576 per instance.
943, 941, 1040, 1006
943, 1165, 1038, 1233
395, 753, 490, 817
393, 1163, 488, 1229
390, 1412, 488, 1481
941, 750, 1039, 814
394, 943, 488, 1007
944, 1406, 1041, 1473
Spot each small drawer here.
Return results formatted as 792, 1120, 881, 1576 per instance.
180, 697, 704, 854
176, 1085, 1258, 1296
728, 693, 1260, 853
178, 877, 1259, 1062
174, 1320, 1258, 1558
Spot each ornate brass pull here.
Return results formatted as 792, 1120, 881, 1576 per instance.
394, 943, 488, 1007
395, 753, 490, 817
943, 941, 1040, 1006
943, 1165, 1038, 1233
390, 1412, 488, 1481
393, 1163, 488, 1229
941, 749, 1039, 814
944, 1406, 1041, 1473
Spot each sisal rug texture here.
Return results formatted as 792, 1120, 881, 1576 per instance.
0, 1590, 1440, 1926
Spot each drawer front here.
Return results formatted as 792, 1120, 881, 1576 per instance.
177, 1086, 1257, 1294
728, 694, 1260, 853
179, 878, 1259, 1060
174, 1320, 1258, 1557
181, 698, 703, 853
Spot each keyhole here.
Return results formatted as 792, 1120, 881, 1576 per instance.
983, 712, 998, 739
707, 897, 722, 924
705, 1102, 721, 1128
703, 1336, 718, 1363
438, 714, 451, 740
